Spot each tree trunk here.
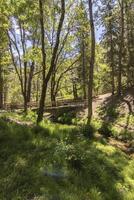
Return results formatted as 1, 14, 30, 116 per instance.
82, 38, 87, 99
51, 73, 56, 107
87, 0, 95, 123
27, 62, 35, 103
37, 81, 47, 123
110, 34, 115, 95
36, 78, 40, 104
4, 84, 8, 107
51, 93, 56, 107
24, 61, 27, 111
23, 93, 28, 113
73, 83, 78, 100
37, 0, 47, 124
0, 65, 3, 109
126, 2, 134, 88
117, 0, 124, 96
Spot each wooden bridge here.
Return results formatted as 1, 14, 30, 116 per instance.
2, 98, 88, 111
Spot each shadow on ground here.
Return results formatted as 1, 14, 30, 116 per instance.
0, 118, 133, 200
98, 89, 134, 140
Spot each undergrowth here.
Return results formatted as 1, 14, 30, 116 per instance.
0, 115, 134, 200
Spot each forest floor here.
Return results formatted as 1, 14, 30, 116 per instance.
0, 90, 134, 200
0, 116, 134, 200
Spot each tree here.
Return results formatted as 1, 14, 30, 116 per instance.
50, 3, 77, 106
117, 0, 125, 95
125, 0, 134, 87
0, 1, 9, 108
8, 0, 40, 112
87, 0, 96, 123
100, 0, 118, 95
75, 2, 91, 100
37, 0, 65, 123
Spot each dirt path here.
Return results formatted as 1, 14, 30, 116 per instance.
1, 117, 33, 127
78, 93, 112, 118
108, 137, 134, 158
92, 93, 112, 116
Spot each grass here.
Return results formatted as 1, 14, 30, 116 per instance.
98, 114, 134, 141
0, 110, 37, 123
0, 113, 134, 200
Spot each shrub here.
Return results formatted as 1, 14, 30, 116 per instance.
99, 122, 112, 138
58, 112, 75, 125
22, 110, 37, 122
81, 124, 95, 139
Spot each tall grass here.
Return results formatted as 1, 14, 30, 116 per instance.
0, 116, 134, 200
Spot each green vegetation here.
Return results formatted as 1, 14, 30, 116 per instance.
0, 116, 134, 200
0, 0, 134, 199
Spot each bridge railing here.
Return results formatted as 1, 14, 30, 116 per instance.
2, 99, 88, 110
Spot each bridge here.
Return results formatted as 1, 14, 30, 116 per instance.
1, 98, 88, 111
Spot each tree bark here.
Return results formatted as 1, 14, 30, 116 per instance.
87, 0, 95, 123
73, 83, 78, 100
82, 37, 87, 99
126, 2, 134, 87
117, 0, 124, 96
110, 32, 115, 95
27, 61, 35, 103
51, 93, 56, 107
51, 73, 56, 107
0, 65, 3, 109
37, 0, 47, 124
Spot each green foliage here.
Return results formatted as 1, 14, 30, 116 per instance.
22, 110, 37, 122
99, 122, 112, 138
81, 124, 95, 139
57, 112, 76, 125
0, 0, 134, 197
87, 187, 103, 200
0, 115, 133, 200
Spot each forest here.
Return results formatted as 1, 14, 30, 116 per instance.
0, 0, 134, 199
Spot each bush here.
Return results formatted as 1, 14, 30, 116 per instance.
57, 112, 75, 125
99, 122, 112, 138
22, 110, 37, 122
81, 124, 95, 139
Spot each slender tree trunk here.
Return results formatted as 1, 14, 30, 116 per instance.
126, 2, 134, 87
0, 65, 3, 109
4, 85, 8, 107
51, 93, 56, 107
82, 38, 87, 99
51, 73, 56, 106
27, 62, 35, 103
108, 1, 115, 96
24, 93, 28, 113
27, 81, 32, 104
37, 0, 47, 124
24, 62, 28, 112
36, 78, 39, 104
73, 83, 78, 100
37, 81, 47, 123
87, 0, 95, 123
110, 34, 115, 95
118, 0, 124, 96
